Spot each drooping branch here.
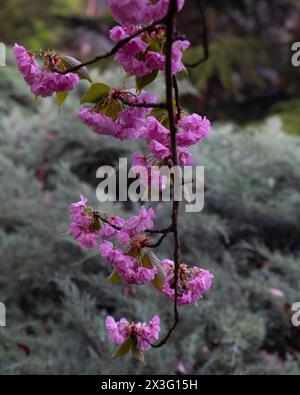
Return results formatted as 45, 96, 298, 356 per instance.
149, 0, 181, 348
61, 19, 166, 75
65, 0, 208, 351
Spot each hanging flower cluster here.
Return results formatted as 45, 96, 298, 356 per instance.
14, 0, 214, 361
110, 25, 190, 77
108, 0, 185, 25
106, 315, 160, 361
162, 260, 214, 305
13, 44, 79, 97
68, 195, 213, 357
78, 90, 156, 140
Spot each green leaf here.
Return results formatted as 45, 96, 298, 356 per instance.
56, 91, 68, 113
136, 70, 158, 91
148, 252, 166, 291
104, 101, 122, 121
131, 339, 145, 363
127, 248, 140, 258
149, 107, 169, 127
151, 272, 165, 290
112, 336, 134, 358
61, 55, 92, 82
149, 39, 162, 53
81, 83, 110, 104
141, 251, 154, 269
107, 269, 123, 284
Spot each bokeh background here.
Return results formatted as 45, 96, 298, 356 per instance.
1, 0, 300, 375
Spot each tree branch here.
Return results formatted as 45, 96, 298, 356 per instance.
149, 0, 181, 348
61, 19, 166, 75
185, 0, 209, 68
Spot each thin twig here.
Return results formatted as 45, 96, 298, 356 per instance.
61, 19, 166, 74
146, 225, 173, 248
150, 0, 181, 348
99, 213, 171, 235
185, 0, 209, 68
173, 75, 182, 121
118, 96, 167, 109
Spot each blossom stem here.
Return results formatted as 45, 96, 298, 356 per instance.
118, 97, 167, 109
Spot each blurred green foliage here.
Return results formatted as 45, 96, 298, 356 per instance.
0, 0, 83, 48
271, 99, 300, 136
185, 36, 273, 98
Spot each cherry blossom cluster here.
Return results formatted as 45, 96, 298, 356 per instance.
69, 194, 213, 348
106, 315, 160, 355
78, 91, 156, 140
13, 44, 79, 97
110, 25, 190, 77
108, 0, 185, 25
162, 260, 214, 305
99, 206, 158, 286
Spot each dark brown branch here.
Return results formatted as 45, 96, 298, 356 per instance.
118, 97, 167, 109
61, 19, 166, 75
146, 226, 172, 234
185, 0, 209, 68
99, 213, 171, 235
146, 225, 173, 248
173, 75, 182, 121
149, 0, 181, 349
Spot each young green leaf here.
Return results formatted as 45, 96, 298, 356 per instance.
136, 70, 159, 91
131, 340, 145, 363
107, 269, 123, 284
127, 248, 140, 258
81, 83, 110, 104
141, 251, 154, 269
104, 101, 122, 121
56, 91, 68, 113
148, 252, 166, 291
112, 336, 134, 358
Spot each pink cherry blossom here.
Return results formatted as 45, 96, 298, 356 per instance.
105, 315, 160, 352
105, 316, 130, 345
162, 260, 214, 305
132, 152, 168, 191
69, 196, 101, 249
70, 222, 101, 249
126, 206, 155, 232
108, 0, 185, 25
100, 216, 125, 238
146, 117, 170, 145
171, 39, 190, 74
69, 195, 88, 224
178, 147, 193, 166
99, 241, 157, 285
177, 114, 211, 147
13, 44, 79, 97
149, 140, 170, 161
78, 91, 156, 140
109, 26, 189, 77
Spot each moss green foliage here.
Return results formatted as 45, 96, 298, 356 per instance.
185, 36, 273, 98
0, 0, 83, 48
271, 99, 300, 136
0, 62, 299, 374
